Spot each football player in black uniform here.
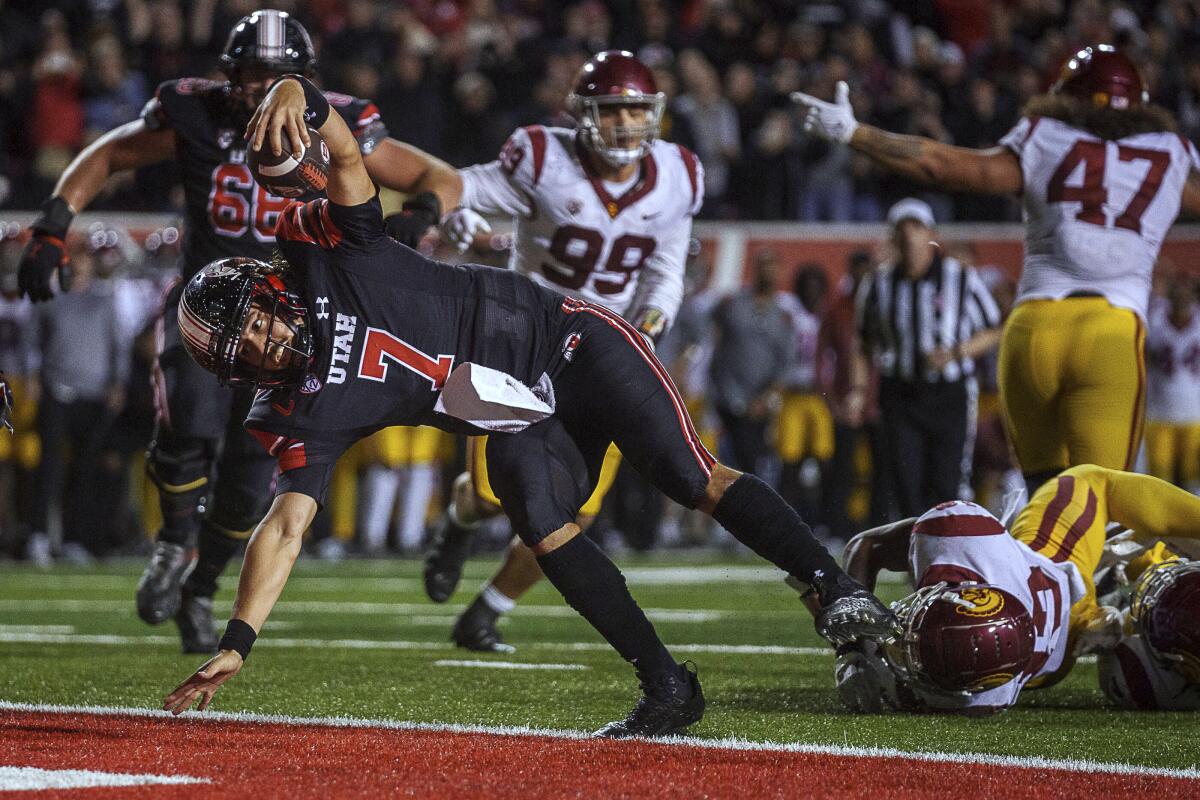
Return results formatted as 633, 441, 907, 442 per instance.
17, 10, 457, 653
161, 76, 899, 738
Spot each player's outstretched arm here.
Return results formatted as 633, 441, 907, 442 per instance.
247, 76, 374, 207
791, 81, 1022, 196
842, 518, 916, 592
163, 491, 316, 715
18, 119, 175, 301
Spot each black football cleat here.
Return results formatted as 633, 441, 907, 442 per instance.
135, 541, 196, 625
423, 514, 475, 603
175, 591, 219, 654
451, 598, 515, 653
811, 570, 902, 647
593, 663, 705, 739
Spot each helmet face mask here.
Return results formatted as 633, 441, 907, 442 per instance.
886, 582, 1035, 695
569, 50, 665, 168
1131, 558, 1200, 683
179, 258, 313, 389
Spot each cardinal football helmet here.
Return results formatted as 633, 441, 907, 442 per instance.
178, 257, 312, 388
1052, 44, 1146, 109
1130, 558, 1200, 682
568, 50, 665, 167
1099, 634, 1200, 710
886, 582, 1035, 695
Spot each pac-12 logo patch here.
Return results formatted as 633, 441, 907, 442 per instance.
561, 332, 582, 361
301, 374, 322, 394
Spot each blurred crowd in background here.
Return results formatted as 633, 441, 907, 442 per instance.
7, 0, 1200, 220
3, 0, 1200, 563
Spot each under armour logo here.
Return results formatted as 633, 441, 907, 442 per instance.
316, 296, 330, 320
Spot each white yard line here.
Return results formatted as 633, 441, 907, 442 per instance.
0, 624, 73, 634
0, 630, 830, 656
0, 702, 1194, 781
432, 659, 587, 671
0, 766, 208, 790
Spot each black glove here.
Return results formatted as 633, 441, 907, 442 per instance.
19, 196, 74, 301
0, 373, 13, 433
384, 191, 442, 248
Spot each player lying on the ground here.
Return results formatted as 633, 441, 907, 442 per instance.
828, 465, 1200, 714
421, 50, 702, 654
16, 8, 459, 656
793, 46, 1200, 498
161, 75, 899, 737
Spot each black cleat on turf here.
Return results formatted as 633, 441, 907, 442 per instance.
423, 514, 475, 603
135, 541, 196, 625
175, 590, 219, 654
451, 598, 515, 653
593, 663, 705, 739
811, 570, 902, 647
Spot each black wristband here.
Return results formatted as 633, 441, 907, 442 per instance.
32, 196, 74, 240
278, 74, 330, 129
218, 618, 257, 660
401, 191, 442, 224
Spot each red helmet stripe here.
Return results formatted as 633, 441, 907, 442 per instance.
178, 296, 217, 353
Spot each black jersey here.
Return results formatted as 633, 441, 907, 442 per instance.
140, 78, 388, 277
245, 196, 577, 503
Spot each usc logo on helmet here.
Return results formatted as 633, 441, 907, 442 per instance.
953, 587, 1006, 618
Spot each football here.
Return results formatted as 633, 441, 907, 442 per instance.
248, 126, 330, 198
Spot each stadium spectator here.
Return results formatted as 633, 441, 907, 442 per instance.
1144, 276, 1200, 492
707, 250, 792, 476
29, 238, 128, 564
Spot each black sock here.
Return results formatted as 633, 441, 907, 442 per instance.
535, 534, 678, 680
712, 473, 841, 584
183, 524, 245, 598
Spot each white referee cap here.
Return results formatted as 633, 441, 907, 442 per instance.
887, 197, 936, 229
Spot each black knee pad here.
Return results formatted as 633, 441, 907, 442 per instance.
147, 431, 216, 546
486, 421, 590, 547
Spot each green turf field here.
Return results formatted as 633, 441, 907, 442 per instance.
0, 555, 1196, 770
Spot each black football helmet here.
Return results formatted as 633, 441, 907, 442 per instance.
220, 9, 316, 81
178, 257, 312, 389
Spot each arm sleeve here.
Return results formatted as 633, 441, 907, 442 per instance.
999, 117, 1036, 159
457, 127, 540, 217
277, 196, 386, 254
627, 214, 692, 329
245, 424, 353, 507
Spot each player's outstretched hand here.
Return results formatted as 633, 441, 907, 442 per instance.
17, 233, 69, 302
440, 208, 491, 254
790, 80, 858, 144
246, 77, 309, 157
162, 650, 244, 715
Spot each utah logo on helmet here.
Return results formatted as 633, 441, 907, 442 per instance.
567, 50, 665, 167
887, 582, 1035, 694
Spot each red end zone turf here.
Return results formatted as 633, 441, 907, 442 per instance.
2, 709, 1197, 799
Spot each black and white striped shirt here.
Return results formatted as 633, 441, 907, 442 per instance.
855, 255, 1001, 383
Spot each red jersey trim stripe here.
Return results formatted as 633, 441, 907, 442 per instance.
913, 514, 1006, 537
278, 441, 308, 472
678, 144, 699, 207
562, 299, 715, 477
526, 126, 547, 186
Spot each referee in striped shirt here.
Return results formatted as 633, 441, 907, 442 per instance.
852, 198, 1003, 517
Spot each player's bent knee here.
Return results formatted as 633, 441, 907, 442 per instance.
697, 463, 744, 514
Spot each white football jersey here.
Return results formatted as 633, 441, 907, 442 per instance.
1001, 116, 1200, 319
907, 501, 1085, 712
1145, 307, 1200, 423
777, 292, 820, 391
457, 126, 703, 325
